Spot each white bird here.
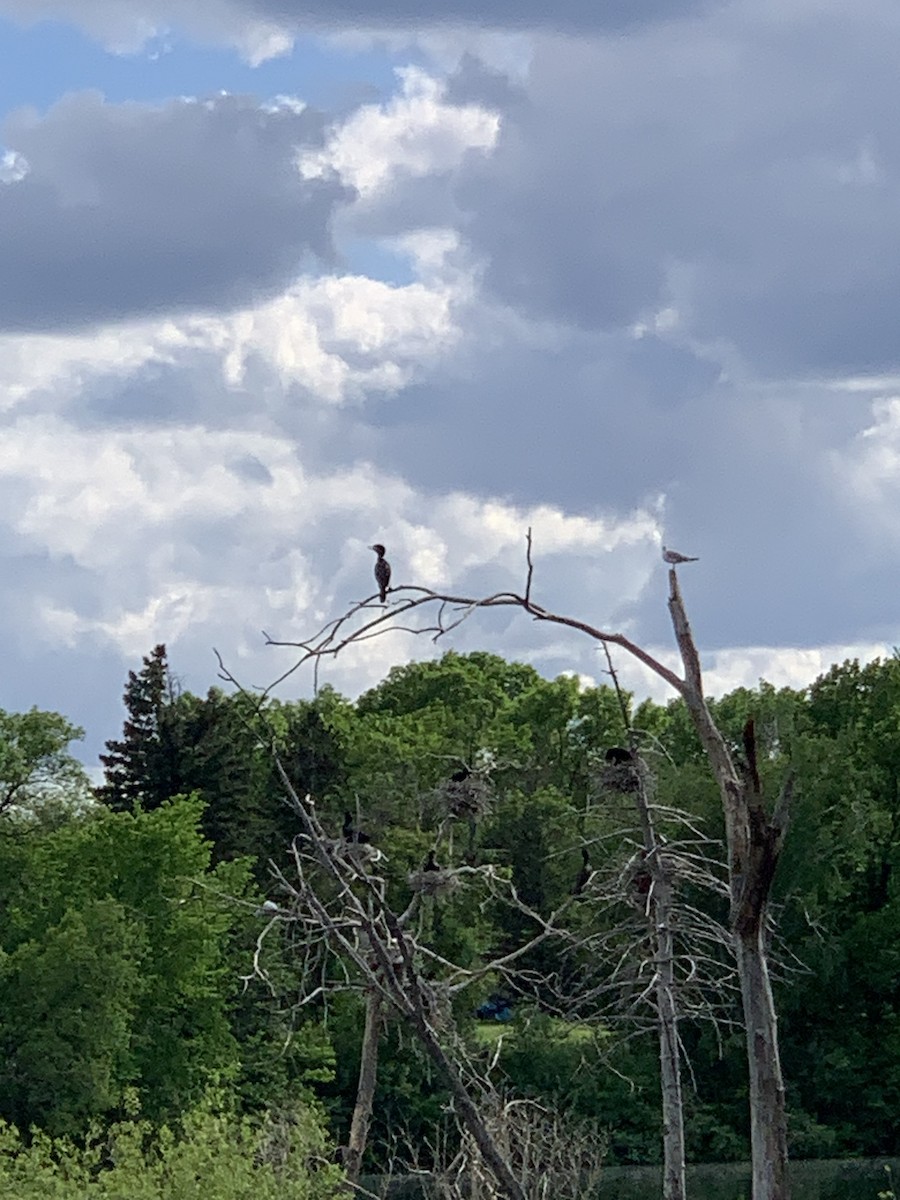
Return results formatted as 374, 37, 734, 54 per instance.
662, 545, 699, 565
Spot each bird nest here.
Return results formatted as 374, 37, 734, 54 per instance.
439, 774, 492, 819
597, 762, 642, 793
407, 867, 461, 897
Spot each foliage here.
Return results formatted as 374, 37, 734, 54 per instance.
0, 1098, 343, 1200
97, 647, 345, 870
0, 706, 89, 818
0, 799, 252, 1133
13, 646, 900, 1167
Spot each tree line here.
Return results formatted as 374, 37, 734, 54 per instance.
1, 644, 900, 1193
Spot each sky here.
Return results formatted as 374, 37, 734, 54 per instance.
1, 0, 899, 766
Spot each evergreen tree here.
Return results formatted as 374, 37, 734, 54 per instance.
98, 644, 182, 812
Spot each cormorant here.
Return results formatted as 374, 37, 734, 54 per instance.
423, 849, 441, 872
605, 746, 633, 765
370, 544, 391, 602
634, 871, 652, 895
342, 810, 371, 844
662, 545, 699, 564
450, 766, 470, 784
573, 847, 591, 895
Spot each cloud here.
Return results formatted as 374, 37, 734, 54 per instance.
0, 0, 294, 63
0, 0, 721, 62
830, 396, 900, 552
0, 90, 349, 332
0, 410, 664, 730
299, 66, 499, 196
450, 1, 900, 377
0, 266, 464, 425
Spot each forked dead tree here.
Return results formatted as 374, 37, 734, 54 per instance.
244, 763, 604, 1200
250, 532, 793, 1200
583, 645, 732, 1200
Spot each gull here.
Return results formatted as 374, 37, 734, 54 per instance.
662, 545, 699, 565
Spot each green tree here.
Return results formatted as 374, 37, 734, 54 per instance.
0, 901, 143, 1136
0, 706, 88, 818
98, 648, 346, 869
98, 644, 180, 812
0, 798, 253, 1132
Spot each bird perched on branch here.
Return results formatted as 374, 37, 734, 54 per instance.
423, 849, 441, 872
342, 810, 371, 845
662, 545, 699, 565
605, 746, 634, 765
370, 543, 391, 602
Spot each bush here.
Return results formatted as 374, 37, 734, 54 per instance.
0, 1099, 344, 1200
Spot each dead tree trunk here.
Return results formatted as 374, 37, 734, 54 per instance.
667, 570, 791, 1200
654, 866, 686, 1200
737, 926, 789, 1200
632, 764, 686, 1200
605, 645, 687, 1200
343, 989, 383, 1187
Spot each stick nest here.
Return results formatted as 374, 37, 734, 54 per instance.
407, 868, 462, 897
439, 774, 492, 819
596, 762, 642, 794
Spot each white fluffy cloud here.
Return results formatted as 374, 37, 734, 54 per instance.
0, 412, 663, 689
299, 67, 499, 195
0, 266, 463, 416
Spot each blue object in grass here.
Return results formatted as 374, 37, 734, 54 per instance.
475, 994, 514, 1022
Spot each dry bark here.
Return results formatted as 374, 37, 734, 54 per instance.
667, 569, 790, 1200
343, 989, 383, 1187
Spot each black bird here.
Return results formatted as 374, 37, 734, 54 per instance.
423, 849, 441, 872
605, 746, 633, 765
573, 847, 591, 896
450, 766, 470, 784
342, 810, 371, 845
370, 543, 391, 603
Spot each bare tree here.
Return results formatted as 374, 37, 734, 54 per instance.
562, 692, 734, 1200
429, 1096, 607, 1200
246, 761, 594, 1200
248, 532, 793, 1200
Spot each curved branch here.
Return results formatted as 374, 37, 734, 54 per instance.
261, 583, 687, 700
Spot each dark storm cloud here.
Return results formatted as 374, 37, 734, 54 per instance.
0, 91, 351, 332
241, 0, 719, 33
0, 0, 723, 46
365, 329, 719, 511
452, 5, 900, 377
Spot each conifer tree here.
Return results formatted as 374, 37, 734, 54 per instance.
98, 644, 181, 812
